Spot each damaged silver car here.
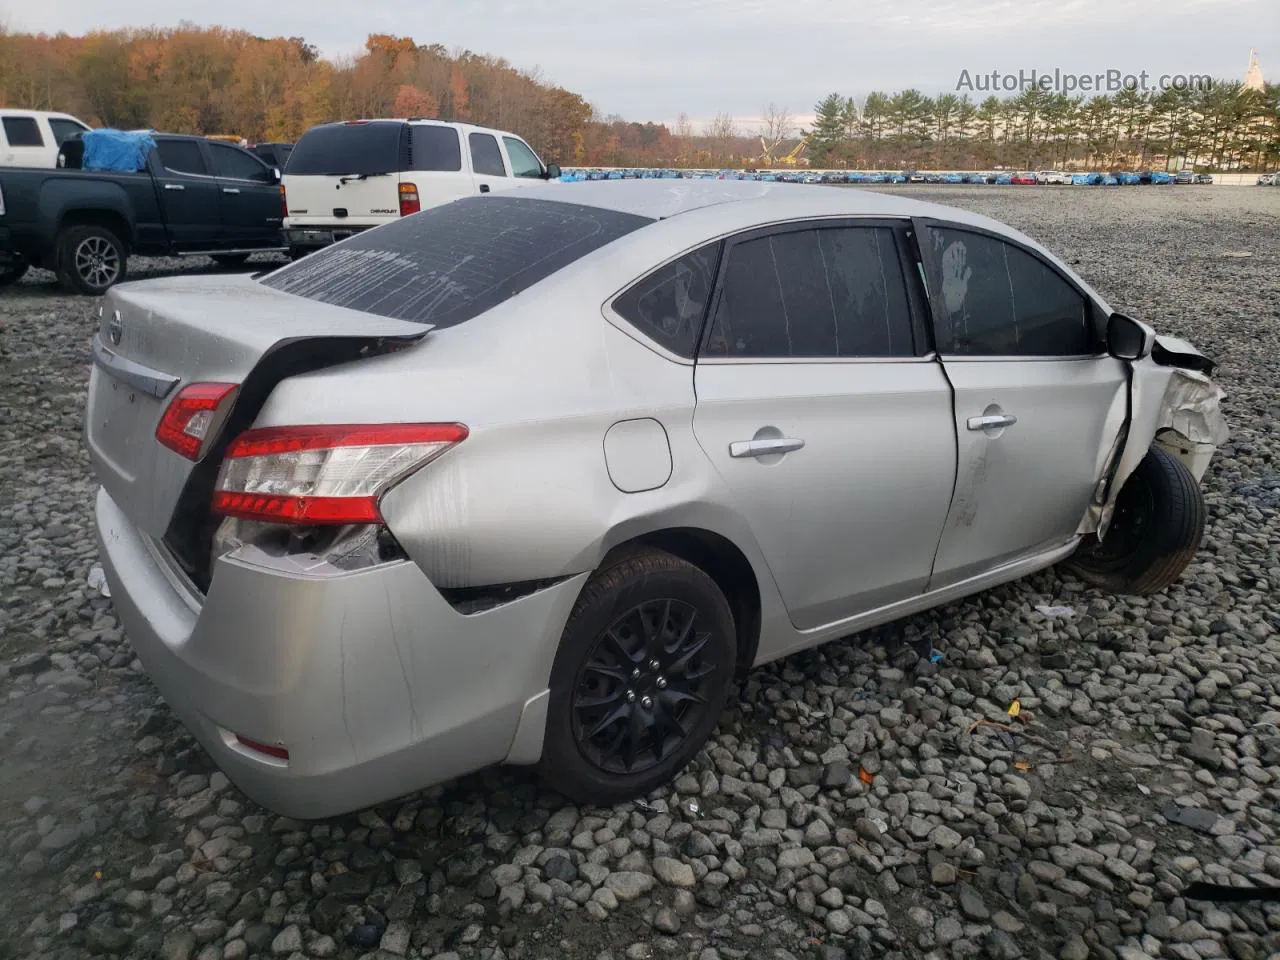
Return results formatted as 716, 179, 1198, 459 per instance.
86, 180, 1226, 818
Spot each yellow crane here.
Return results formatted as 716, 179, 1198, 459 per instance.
778, 136, 810, 167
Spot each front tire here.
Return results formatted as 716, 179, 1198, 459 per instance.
1067, 446, 1206, 595
540, 549, 737, 806
55, 225, 127, 295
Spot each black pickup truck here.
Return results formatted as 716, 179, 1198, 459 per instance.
0, 133, 286, 294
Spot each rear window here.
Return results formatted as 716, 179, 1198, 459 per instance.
287, 122, 403, 176
259, 196, 652, 328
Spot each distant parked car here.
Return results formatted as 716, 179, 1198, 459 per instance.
248, 142, 293, 170
1150, 172, 1173, 185
1174, 170, 1195, 184
1, 109, 92, 168
86, 179, 1226, 817
1195, 174, 1213, 185
282, 119, 560, 259
0, 130, 284, 293
1036, 171, 1069, 184
1257, 174, 1274, 186
1011, 173, 1038, 185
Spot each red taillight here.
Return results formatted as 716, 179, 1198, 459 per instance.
212, 422, 467, 525
156, 383, 238, 461
235, 735, 289, 760
399, 182, 420, 216
280, 183, 288, 218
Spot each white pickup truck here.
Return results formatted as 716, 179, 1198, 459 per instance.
282, 118, 561, 259
1, 109, 92, 168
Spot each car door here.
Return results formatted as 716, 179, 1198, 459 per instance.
152, 138, 223, 252
466, 131, 510, 195
691, 220, 958, 631
914, 219, 1128, 588
207, 141, 283, 249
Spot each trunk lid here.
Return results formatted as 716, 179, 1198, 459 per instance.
284, 173, 405, 227
86, 273, 428, 540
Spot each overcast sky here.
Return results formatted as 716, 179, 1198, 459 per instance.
5, 0, 1275, 129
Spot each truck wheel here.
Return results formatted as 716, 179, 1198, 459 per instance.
288, 247, 311, 262
1066, 446, 1206, 596
539, 548, 737, 806
0, 262, 29, 288
211, 253, 251, 268
56, 226, 127, 295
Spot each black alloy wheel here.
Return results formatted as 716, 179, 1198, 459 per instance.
539, 548, 737, 805
571, 598, 716, 775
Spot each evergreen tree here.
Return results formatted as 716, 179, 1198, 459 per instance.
809, 92, 846, 163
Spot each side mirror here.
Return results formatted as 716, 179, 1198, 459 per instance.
544, 163, 561, 180
1107, 312, 1153, 361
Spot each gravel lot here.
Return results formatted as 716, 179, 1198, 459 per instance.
2, 186, 1279, 960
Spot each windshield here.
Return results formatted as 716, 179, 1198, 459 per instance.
286, 121, 403, 176
259, 196, 653, 327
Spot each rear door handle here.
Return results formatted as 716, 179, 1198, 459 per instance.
729, 437, 805, 458
222, 187, 240, 194
479, 184, 490, 193
967, 414, 1017, 431
164, 183, 185, 191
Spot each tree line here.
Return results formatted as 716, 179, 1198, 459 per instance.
1, 24, 1276, 171
801, 85, 1280, 171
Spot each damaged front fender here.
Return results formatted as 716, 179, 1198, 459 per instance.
1082, 333, 1228, 539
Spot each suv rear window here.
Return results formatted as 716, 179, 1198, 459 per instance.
286, 122, 403, 176
260, 196, 652, 328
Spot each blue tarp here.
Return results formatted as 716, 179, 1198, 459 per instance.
82, 129, 156, 173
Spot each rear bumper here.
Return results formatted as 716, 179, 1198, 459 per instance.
284, 225, 376, 250
95, 487, 585, 818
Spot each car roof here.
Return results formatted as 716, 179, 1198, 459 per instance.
317, 118, 523, 137
505, 178, 1011, 232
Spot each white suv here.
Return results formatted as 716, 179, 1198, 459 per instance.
282, 118, 561, 257
1036, 170, 1070, 185
1, 109, 91, 167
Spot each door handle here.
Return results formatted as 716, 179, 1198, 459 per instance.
729, 437, 805, 459
164, 183, 185, 191
222, 187, 240, 194
479, 184, 490, 193
967, 413, 1017, 431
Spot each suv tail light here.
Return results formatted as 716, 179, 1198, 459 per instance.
156, 383, 239, 460
212, 423, 467, 525
280, 183, 288, 218
399, 182, 420, 216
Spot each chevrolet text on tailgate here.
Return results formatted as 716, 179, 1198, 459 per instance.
88, 182, 1227, 819
281, 117, 561, 260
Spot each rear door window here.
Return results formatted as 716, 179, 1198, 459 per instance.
468, 132, 506, 176
259, 196, 652, 327
209, 142, 270, 181
156, 139, 209, 176
287, 122, 402, 176
702, 225, 917, 358
2, 116, 44, 147
408, 125, 462, 172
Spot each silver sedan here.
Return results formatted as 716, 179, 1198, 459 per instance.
86, 180, 1226, 818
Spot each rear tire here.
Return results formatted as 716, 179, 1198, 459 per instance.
55, 225, 127, 295
1067, 446, 1206, 595
539, 548, 737, 806
211, 253, 251, 268
0, 262, 29, 288
288, 247, 311, 262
